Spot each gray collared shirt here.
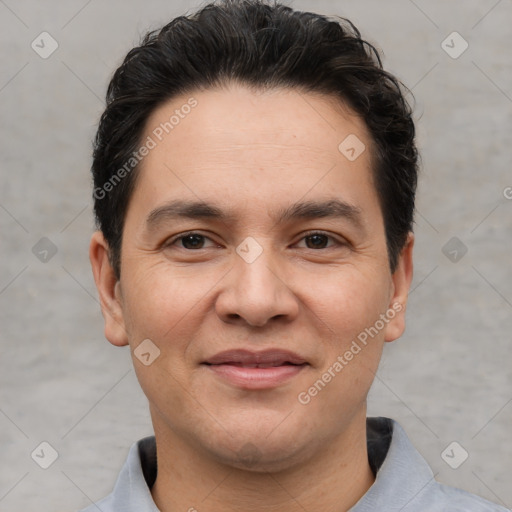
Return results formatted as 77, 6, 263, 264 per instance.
79, 417, 509, 511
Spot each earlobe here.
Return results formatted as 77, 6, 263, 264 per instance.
89, 231, 129, 347
384, 232, 414, 343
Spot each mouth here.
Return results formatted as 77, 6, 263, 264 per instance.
212, 361, 301, 368
202, 349, 308, 389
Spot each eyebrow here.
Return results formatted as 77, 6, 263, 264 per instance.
145, 198, 364, 232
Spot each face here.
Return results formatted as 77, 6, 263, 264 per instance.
90, 83, 413, 471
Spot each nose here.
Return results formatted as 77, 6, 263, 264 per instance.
215, 245, 300, 328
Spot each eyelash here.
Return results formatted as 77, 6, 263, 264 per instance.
165, 230, 346, 250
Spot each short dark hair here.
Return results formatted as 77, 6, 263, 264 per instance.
92, 0, 418, 278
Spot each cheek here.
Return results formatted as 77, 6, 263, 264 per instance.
121, 258, 216, 340
119, 260, 224, 403
298, 265, 392, 339
296, 266, 390, 399
121, 263, 205, 417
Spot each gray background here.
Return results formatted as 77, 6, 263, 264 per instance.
1, 0, 511, 510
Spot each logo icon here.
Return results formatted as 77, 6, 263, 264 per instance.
134, 339, 161, 366
338, 134, 366, 162
31, 441, 59, 469
441, 32, 469, 59
442, 237, 468, 263
31, 32, 59, 59
441, 441, 469, 469
236, 442, 263, 468
32, 237, 58, 263
236, 237, 263, 264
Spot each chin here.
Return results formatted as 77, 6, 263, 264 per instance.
202, 423, 316, 473
214, 442, 306, 473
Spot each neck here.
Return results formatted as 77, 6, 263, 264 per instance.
151, 412, 375, 512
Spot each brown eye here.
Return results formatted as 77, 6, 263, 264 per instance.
180, 234, 206, 249
305, 233, 329, 249
296, 231, 342, 250
166, 232, 218, 250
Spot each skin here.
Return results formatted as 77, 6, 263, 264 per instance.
90, 82, 414, 512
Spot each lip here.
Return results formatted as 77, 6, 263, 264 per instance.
202, 349, 308, 390
203, 349, 307, 366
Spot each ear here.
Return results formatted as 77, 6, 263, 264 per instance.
89, 231, 129, 347
384, 232, 414, 343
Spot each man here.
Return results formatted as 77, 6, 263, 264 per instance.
85, 1, 508, 510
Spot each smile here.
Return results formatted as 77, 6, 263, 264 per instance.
202, 349, 308, 389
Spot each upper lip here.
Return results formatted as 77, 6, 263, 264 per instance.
203, 349, 307, 366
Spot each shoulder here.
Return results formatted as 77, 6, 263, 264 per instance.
78, 501, 108, 512
410, 480, 510, 511
359, 418, 510, 512
77, 492, 116, 512
76, 436, 158, 512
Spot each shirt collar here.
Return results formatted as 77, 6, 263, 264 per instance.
351, 417, 436, 510
102, 417, 435, 511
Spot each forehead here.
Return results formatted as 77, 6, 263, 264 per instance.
130, 83, 379, 224
143, 83, 371, 161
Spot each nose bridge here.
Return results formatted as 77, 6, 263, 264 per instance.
215, 236, 298, 327
235, 236, 283, 301
237, 243, 279, 293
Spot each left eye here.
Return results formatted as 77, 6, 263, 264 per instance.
295, 232, 339, 249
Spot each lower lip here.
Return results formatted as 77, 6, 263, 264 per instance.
204, 364, 306, 389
